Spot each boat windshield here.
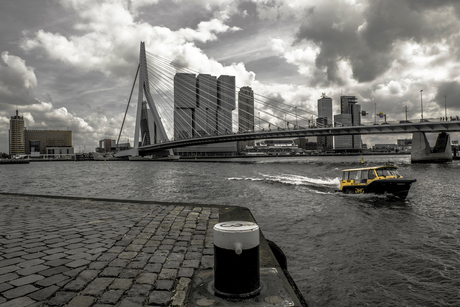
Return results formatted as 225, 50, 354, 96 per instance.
376, 168, 400, 177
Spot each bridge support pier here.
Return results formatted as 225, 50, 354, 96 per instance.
411, 132, 452, 163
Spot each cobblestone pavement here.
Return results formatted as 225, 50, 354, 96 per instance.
0, 194, 219, 307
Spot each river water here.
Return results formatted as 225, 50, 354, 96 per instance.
1, 155, 459, 306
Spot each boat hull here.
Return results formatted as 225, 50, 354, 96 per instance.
342, 179, 416, 199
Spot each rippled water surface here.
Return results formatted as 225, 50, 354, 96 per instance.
1, 155, 459, 306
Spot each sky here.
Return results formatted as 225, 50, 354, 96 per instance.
1, 0, 460, 153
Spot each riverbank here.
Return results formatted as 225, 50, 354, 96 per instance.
0, 193, 305, 307
0, 159, 29, 164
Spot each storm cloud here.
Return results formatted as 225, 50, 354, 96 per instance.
294, 0, 460, 84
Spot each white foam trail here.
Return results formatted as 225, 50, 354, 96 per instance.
227, 177, 264, 181
261, 174, 340, 186
228, 174, 341, 188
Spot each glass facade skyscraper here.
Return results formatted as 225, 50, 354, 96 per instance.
317, 94, 333, 149
334, 96, 362, 150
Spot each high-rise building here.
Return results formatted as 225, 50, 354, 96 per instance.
196, 74, 217, 136
9, 110, 25, 156
174, 73, 196, 139
173, 73, 237, 156
317, 93, 333, 126
174, 73, 236, 138
217, 75, 235, 134
238, 86, 254, 132
335, 95, 362, 150
317, 94, 333, 149
334, 114, 353, 149
237, 87, 255, 152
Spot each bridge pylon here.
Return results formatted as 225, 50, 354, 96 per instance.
117, 42, 172, 157
411, 132, 452, 163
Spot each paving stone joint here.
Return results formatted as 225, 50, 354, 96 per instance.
0, 195, 219, 307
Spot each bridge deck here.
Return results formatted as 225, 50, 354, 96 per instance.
126, 120, 460, 155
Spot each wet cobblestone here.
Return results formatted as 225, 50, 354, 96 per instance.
0, 194, 219, 306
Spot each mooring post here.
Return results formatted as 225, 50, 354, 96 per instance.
213, 221, 260, 299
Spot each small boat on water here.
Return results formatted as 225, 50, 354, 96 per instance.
339, 165, 416, 199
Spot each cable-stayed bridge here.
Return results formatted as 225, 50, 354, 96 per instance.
116, 42, 460, 162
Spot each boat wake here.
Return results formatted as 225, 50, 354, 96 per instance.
228, 174, 341, 194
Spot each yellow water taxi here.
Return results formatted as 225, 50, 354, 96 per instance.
339, 165, 416, 199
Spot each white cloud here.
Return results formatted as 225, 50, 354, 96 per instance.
178, 18, 241, 43
21, 0, 244, 81
1, 52, 37, 89
0, 52, 38, 108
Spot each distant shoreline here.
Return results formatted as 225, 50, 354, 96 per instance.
178, 152, 412, 160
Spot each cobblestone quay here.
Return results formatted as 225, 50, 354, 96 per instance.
0, 194, 304, 307
0, 194, 219, 307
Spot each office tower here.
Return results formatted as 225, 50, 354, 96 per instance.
238, 86, 254, 132
196, 74, 217, 136
217, 75, 235, 134
173, 73, 238, 156
174, 73, 236, 138
317, 94, 333, 148
335, 95, 362, 150
237, 86, 254, 153
174, 73, 196, 139
334, 114, 353, 149
9, 110, 25, 156
318, 94, 333, 126
140, 101, 151, 145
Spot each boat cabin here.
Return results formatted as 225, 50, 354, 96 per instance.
340, 165, 401, 190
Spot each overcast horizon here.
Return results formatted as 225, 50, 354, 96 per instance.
1, 0, 460, 153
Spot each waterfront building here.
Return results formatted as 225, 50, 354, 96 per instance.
8, 110, 74, 157
334, 114, 353, 150
317, 94, 333, 149
242, 139, 302, 155
174, 73, 236, 138
96, 139, 131, 153
174, 73, 196, 139
334, 95, 362, 150
96, 139, 115, 153
173, 73, 237, 156
196, 74, 217, 136
373, 144, 397, 152
238, 86, 254, 132
25, 130, 73, 155
9, 110, 25, 156
397, 138, 412, 153
217, 75, 235, 134
237, 86, 255, 153
397, 139, 412, 146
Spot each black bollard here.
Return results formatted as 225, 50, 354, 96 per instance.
213, 221, 260, 299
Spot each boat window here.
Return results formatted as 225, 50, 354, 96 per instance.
349, 171, 360, 181
361, 170, 368, 180
368, 170, 376, 179
376, 168, 400, 177
342, 171, 349, 180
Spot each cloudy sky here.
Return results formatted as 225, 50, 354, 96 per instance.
1, 0, 460, 153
